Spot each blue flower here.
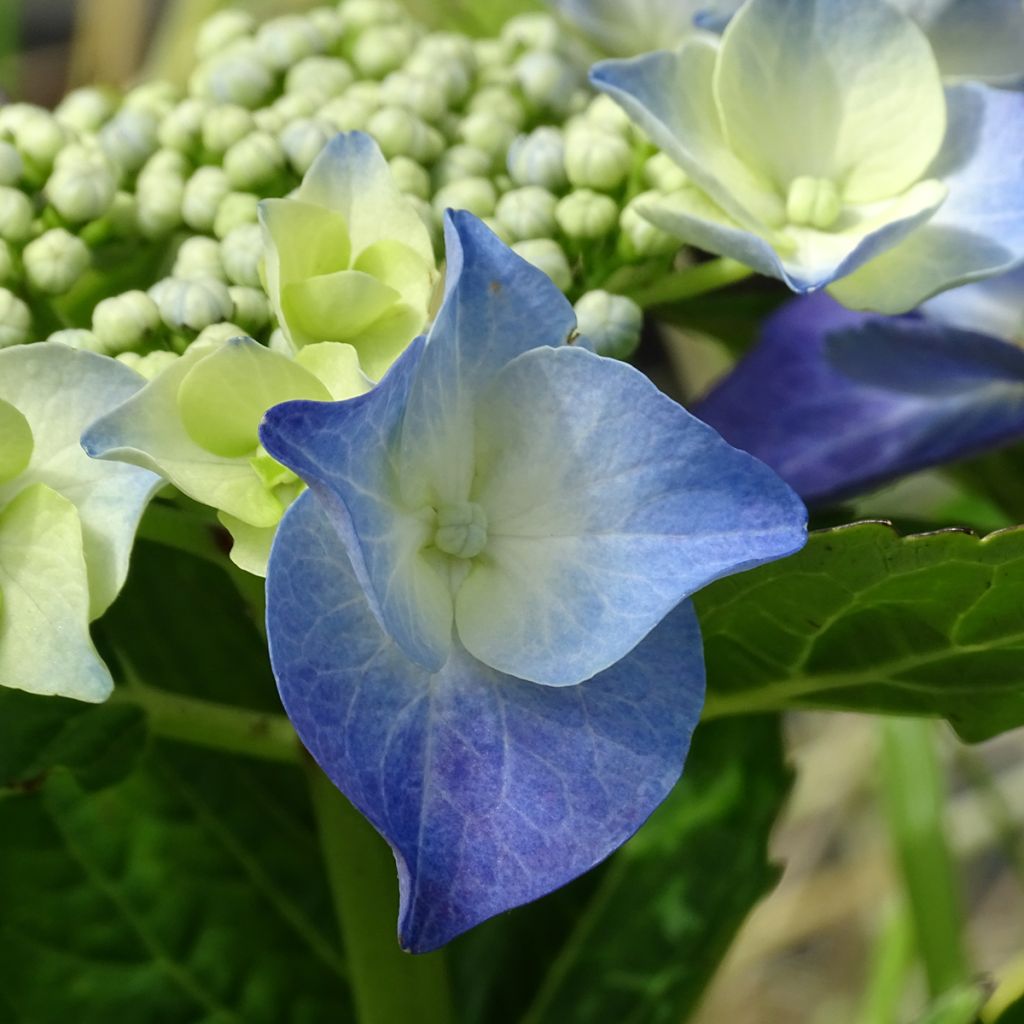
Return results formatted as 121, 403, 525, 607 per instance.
695, 269, 1024, 506
591, 0, 1024, 313
259, 212, 806, 950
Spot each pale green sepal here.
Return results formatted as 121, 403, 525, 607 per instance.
294, 341, 373, 399
218, 495, 301, 577
0, 398, 32, 484
282, 270, 402, 344
0, 484, 112, 702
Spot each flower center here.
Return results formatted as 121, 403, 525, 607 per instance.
786, 176, 841, 230
433, 501, 488, 560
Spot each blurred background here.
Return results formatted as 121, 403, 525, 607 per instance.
4, 2, 1024, 1021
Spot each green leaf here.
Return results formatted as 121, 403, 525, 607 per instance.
697, 522, 1024, 742
450, 715, 792, 1024
913, 984, 986, 1024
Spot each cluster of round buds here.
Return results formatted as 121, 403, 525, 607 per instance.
0, 0, 666, 365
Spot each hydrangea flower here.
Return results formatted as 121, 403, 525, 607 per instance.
259, 211, 807, 950
260, 132, 438, 381
695, 269, 1024, 505
0, 344, 159, 701
591, 0, 1024, 313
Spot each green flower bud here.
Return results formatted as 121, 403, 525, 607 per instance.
388, 155, 430, 200
256, 15, 324, 71
555, 189, 618, 239
14, 111, 67, 174
0, 186, 34, 242
501, 13, 560, 51
100, 109, 159, 174
106, 191, 139, 238
193, 322, 246, 348
515, 52, 581, 115
159, 98, 210, 153
46, 162, 117, 223
432, 144, 492, 188
48, 328, 104, 352
0, 141, 22, 187
93, 289, 162, 353
23, 228, 90, 294
279, 118, 332, 176
192, 52, 274, 109
269, 91, 319, 127
286, 56, 354, 100
124, 80, 180, 121
195, 10, 256, 62
306, 8, 343, 48
494, 186, 558, 242
467, 86, 526, 130
0, 288, 32, 347
643, 152, 689, 193
352, 24, 418, 77
182, 166, 230, 231
54, 87, 117, 133
456, 113, 518, 163
138, 148, 190, 187
573, 290, 643, 360
320, 94, 376, 132
229, 285, 271, 332
379, 72, 447, 123
213, 191, 259, 239
129, 349, 181, 380
137, 173, 185, 238
508, 127, 567, 190
511, 238, 571, 291
0, 239, 14, 284
200, 105, 255, 158
403, 53, 470, 106
473, 38, 512, 71
620, 191, 681, 258
174, 235, 226, 281
0, 103, 36, 136
366, 107, 437, 162
564, 126, 632, 192
153, 276, 233, 332
337, 0, 405, 32
415, 31, 477, 67
220, 223, 263, 287
581, 94, 634, 135
432, 177, 497, 219
224, 132, 285, 192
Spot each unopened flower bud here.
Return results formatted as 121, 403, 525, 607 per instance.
403, 52, 470, 106
93, 290, 162, 352
0, 104, 36, 137
220, 223, 262, 287
14, 111, 67, 174
256, 15, 324, 71
270, 91, 319, 127
306, 8, 343, 47
138, 149, 189, 187
124, 80, 180, 121
213, 191, 259, 239
433, 144, 491, 187
195, 10, 256, 62
456, 113, 518, 162
495, 186, 558, 242
786, 175, 841, 230
556, 189, 618, 238
620, 192, 681, 257
388, 155, 430, 200
129, 349, 180, 380
0, 186, 33, 242
224, 132, 285, 192
46, 163, 117, 223
154, 276, 233, 332
433, 177, 497, 219
136, 173, 185, 238
379, 72, 447, 122
100, 109, 159, 174
467, 86, 526, 129
0, 288, 30, 347
415, 31, 477, 66
320, 94, 376, 132
508, 127, 567, 190
515, 52, 580, 115
337, 0, 405, 32
54, 87, 117, 133
229, 285, 270, 332
23, 228, 90, 294
193, 52, 274, 109
352, 23, 418, 77
194, 322, 246, 348
511, 238, 571, 292
366, 106, 437, 161
643, 152, 689, 193
565, 127, 632, 191
182, 166, 230, 232
174, 235, 226, 281
286, 56, 354, 100
0, 142, 21, 187
574, 290, 642, 359
159, 98, 210, 153
279, 119, 332, 176
502, 12, 560, 51
49, 328, 104, 352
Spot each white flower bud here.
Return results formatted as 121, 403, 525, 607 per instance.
574, 290, 643, 359
174, 235, 226, 281
93, 290, 162, 353
456, 113, 518, 162
182, 166, 230, 232
337, 0, 405, 32
100, 109, 159, 174
0, 104, 37, 137
474, 38, 512, 71
256, 15, 324, 71
0, 142, 22, 187
432, 177, 497, 219
224, 132, 285, 191
192, 52, 274, 109
49, 328, 104, 352
511, 238, 571, 291
643, 153, 689, 193
0, 239, 14, 283
54, 87, 117, 133
279, 118, 332, 176
352, 24, 418, 77
136, 173, 185, 238
200, 105, 254, 157
564, 126, 632, 191
46, 162, 117, 223
415, 31, 477, 67
269, 91, 319, 128
306, 8, 343, 48
159, 98, 210, 153
502, 13, 560, 51
0, 186, 34, 242
23, 228, 90, 294
620, 191, 681, 257
229, 285, 270, 332
286, 56, 354, 100
388, 155, 430, 200
508, 127, 567, 190
467, 86, 526, 130
0, 288, 31, 347
403, 53, 470, 106
128, 349, 180, 380
515, 52, 581, 115
213, 191, 259, 239
433, 144, 492, 188
124, 80, 180, 121
153, 276, 233, 332
14, 111, 67, 174
192, 322, 246, 348
220, 223, 263, 287
138, 148, 190, 187
556, 189, 618, 238
495, 186, 558, 242
195, 10, 256, 62
582, 95, 634, 135
379, 72, 447, 123
320, 95, 376, 132
366, 106, 436, 161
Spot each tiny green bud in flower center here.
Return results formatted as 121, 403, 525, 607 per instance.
786, 176, 841, 230
434, 501, 488, 560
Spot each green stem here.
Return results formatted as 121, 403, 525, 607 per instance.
855, 903, 915, 1024
111, 683, 301, 764
622, 257, 753, 308
306, 765, 455, 1024
880, 719, 969, 999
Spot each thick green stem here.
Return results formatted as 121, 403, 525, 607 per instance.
855, 903, 915, 1024
306, 765, 455, 1024
623, 257, 753, 308
880, 719, 970, 999
111, 683, 301, 764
